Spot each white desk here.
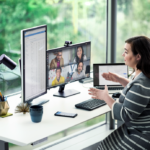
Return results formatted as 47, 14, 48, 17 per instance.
0, 81, 112, 150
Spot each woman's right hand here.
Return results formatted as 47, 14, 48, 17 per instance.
102, 72, 120, 83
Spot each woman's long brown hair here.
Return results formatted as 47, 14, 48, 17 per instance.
125, 36, 150, 78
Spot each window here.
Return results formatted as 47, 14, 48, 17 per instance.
116, 0, 150, 63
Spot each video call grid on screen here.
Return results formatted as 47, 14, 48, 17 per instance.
93, 63, 128, 86
21, 25, 47, 102
47, 41, 91, 88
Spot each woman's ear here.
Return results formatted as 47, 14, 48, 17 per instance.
136, 54, 141, 61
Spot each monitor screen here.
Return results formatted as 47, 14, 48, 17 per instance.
93, 63, 128, 86
21, 25, 47, 103
47, 41, 91, 89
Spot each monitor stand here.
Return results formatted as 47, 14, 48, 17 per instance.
53, 85, 80, 98
27, 98, 49, 106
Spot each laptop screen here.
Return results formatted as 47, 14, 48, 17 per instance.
93, 63, 128, 86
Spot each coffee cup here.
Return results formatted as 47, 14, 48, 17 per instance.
30, 105, 43, 123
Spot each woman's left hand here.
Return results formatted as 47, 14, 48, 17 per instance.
88, 85, 109, 101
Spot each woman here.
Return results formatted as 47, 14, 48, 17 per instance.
74, 46, 87, 63
89, 36, 150, 150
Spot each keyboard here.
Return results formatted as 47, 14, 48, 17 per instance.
75, 98, 106, 111
96, 86, 124, 90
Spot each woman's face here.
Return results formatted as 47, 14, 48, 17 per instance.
122, 43, 140, 69
77, 47, 82, 58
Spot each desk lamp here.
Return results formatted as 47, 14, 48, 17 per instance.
0, 54, 16, 117
0, 54, 17, 70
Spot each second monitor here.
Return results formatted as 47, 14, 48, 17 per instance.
47, 41, 91, 97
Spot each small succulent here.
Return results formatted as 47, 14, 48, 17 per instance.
15, 103, 30, 114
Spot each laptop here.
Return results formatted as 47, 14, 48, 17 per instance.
93, 63, 128, 94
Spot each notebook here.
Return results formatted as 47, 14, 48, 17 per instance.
93, 63, 128, 94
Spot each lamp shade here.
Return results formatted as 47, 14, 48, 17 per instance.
0, 54, 17, 70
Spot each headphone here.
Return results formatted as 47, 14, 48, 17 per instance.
55, 67, 62, 73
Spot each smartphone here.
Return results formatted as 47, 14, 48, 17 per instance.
54, 111, 77, 118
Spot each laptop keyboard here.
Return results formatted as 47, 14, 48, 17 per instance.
96, 86, 124, 90
75, 98, 106, 111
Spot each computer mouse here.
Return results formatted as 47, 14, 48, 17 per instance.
112, 92, 121, 98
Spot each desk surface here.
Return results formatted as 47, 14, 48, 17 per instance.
0, 82, 111, 146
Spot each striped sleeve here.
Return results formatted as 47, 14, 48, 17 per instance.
112, 83, 150, 122
119, 88, 127, 104
111, 101, 117, 119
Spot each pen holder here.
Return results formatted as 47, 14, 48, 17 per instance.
0, 97, 9, 116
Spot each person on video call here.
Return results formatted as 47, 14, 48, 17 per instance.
73, 46, 87, 63
52, 67, 65, 86
72, 62, 85, 79
50, 51, 64, 70
89, 36, 150, 150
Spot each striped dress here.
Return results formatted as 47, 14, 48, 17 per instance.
97, 72, 150, 150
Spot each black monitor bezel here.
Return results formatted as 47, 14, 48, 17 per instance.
47, 41, 91, 89
93, 63, 128, 86
22, 25, 47, 103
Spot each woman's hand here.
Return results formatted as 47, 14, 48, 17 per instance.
102, 72, 120, 83
88, 85, 109, 101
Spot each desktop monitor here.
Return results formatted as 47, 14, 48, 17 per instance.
21, 25, 49, 105
47, 41, 91, 97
